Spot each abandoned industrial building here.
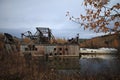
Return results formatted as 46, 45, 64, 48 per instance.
20, 27, 80, 57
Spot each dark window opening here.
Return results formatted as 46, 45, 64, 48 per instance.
25, 48, 28, 51
49, 53, 52, 56
65, 48, 68, 51
33, 45, 35, 48
54, 53, 57, 55
54, 48, 56, 51
59, 48, 62, 51
27, 45, 37, 51
59, 53, 62, 55
35, 48, 37, 51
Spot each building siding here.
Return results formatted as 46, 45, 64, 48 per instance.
20, 44, 79, 56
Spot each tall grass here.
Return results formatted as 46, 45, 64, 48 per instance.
0, 51, 120, 80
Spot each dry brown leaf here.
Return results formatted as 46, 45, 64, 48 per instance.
114, 22, 119, 27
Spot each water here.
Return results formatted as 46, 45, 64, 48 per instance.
79, 55, 120, 76
24, 54, 120, 79
44, 55, 120, 76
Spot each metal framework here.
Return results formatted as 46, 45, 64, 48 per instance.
21, 27, 55, 44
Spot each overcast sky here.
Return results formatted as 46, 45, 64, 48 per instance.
0, 0, 119, 39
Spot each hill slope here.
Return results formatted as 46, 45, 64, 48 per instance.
80, 33, 120, 50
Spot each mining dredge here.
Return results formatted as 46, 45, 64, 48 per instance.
20, 27, 79, 57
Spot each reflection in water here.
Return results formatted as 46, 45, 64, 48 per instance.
46, 57, 80, 70
45, 55, 120, 76
79, 55, 120, 76
25, 55, 120, 79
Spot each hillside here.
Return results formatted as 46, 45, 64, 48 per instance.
80, 33, 120, 50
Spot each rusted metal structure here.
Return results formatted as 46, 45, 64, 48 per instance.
21, 27, 55, 44
20, 27, 79, 57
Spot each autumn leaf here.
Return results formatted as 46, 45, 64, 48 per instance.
84, 1, 87, 6
94, 3, 97, 7
111, 16, 115, 20
66, 0, 119, 33
85, 25, 89, 29
114, 22, 119, 27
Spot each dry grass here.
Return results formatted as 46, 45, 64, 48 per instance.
0, 51, 120, 80
1, 53, 120, 79
0, 33, 120, 80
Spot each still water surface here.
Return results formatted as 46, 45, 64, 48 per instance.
44, 55, 120, 76
25, 54, 120, 78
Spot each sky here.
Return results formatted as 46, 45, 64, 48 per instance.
0, 0, 119, 39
